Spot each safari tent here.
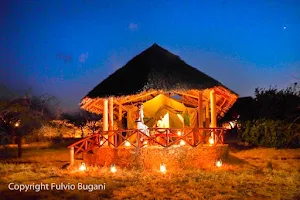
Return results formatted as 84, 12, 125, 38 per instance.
127, 94, 198, 129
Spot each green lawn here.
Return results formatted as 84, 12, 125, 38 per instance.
0, 144, 299, 200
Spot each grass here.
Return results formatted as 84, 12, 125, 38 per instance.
0, 144, 299, 200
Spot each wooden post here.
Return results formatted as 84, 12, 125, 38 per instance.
210, 89, 217, 143
103, 99, 108, 131
205, 101, 210, 128
102, 99, 108, 146
118, 105, 123, 143
108, 97, 114, 147
197, 91, 203, 145
210, 89, 217, 128
198, 91, 203, 127
70, 147, 74, 166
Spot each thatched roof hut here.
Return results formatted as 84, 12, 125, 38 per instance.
81, 44, 238, 119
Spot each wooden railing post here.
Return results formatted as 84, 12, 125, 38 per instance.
136, 130, 140, 147
114, 131, 118, 148
70, 147, 74, 166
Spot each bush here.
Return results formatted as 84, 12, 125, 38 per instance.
239, 119, 300, 148
24, 124, 77, 143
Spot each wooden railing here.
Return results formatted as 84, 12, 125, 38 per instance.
67, 127, 225, 156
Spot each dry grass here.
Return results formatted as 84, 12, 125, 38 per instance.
0, 145, 299, 200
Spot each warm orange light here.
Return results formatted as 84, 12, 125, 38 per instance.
110, 165, 117, 173
179, 140, 185, 146
79, 162, 86, 171
160, 163, 166, 173
124, 141, 131, 147
100, 140, 104, 145
143, 141, 148, 147
14, 122, 20, 127
177, 131, 182, 136
216, 159, 222, 167
209, 136, 214, 145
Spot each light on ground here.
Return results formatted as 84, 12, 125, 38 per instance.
110, 165, 117, 173
124, 141, 131, 147
216, 159, 222, 167
179, 140, 185, 146
100, 140, 104, 145
209, 136, 214, 145
79, 162, 86, 171
160, 163, 166, 173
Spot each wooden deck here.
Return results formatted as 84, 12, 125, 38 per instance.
68, 128, 225, 157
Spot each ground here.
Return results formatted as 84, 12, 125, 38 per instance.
0, 143, 299, 200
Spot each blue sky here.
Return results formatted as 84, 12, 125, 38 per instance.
1, 0, 299, 111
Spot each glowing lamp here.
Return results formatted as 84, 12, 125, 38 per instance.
124, 141, 131, 147
209, 136, 214, 145
14, 122, 20, 127
110, 164, 117, 173
79, 162, 86, 171
177, 131, 182, 136
215, 159, 222, 167
100, 140, 104, 145
179, 140, 185, 146
160, 163, 166, 173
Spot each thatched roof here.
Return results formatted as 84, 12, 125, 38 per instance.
86, 43, 237, 98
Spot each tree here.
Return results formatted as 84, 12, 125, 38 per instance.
0, 87, 58, 157
60, 109, 102, 137
254, 82, 300, 121
239, 82, 300, 148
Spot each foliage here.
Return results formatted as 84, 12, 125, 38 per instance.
238, 83, 300, 148
60, 109, 102, 137
0, 86, 59, 156
240, 119, 300, 148
254, 82, 300, 121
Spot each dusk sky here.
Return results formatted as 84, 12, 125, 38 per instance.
1, 0, 299, 111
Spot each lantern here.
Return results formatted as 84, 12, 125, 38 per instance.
179, 140, 185, 146
215, 159, 222, 167
100, 140, 104, 146
110, 164, 117, 173
14, 122, 20, 127
160, 163, 166, 173
124, 141, 131, 147
209, 136, 214, 145
143, 140, 148, 147
79, 162, 86, 171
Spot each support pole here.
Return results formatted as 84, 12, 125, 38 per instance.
118, 105, 123, 143
102, 99, 109, 146
210, 89, 217, 128
198, 91, 203, 127
205, 101, 210, 128
210, 89, 217, 144
70, 147, 74, 166
108, 97, 115, 147
103, 99, 108, 131
197, 91, 203, 144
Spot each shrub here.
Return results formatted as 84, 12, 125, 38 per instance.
239, 119, 300, 148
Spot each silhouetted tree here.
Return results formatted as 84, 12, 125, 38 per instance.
254, 82, 300, 121
60, 109, 102, 137
0, 88, 58, 157
239, 82, 300, 148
